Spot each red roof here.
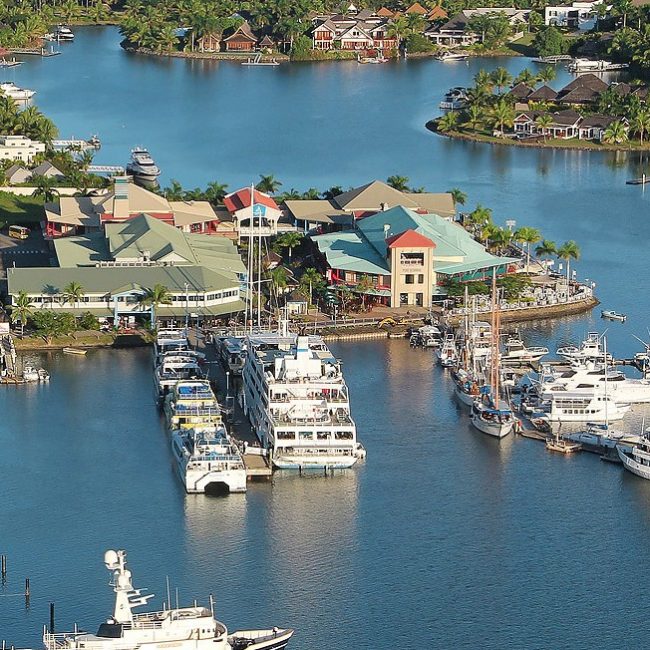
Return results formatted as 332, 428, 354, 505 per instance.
223, 188, 279, 213
386, 229, 435, 249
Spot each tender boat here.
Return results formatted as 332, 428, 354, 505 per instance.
42, 549, 293, 650
54, 25, 75, 41
436, 333, 458, 367
62, 347, 87, 355
601, 309, 627, 322
0, 58, 22, 68
545, 431, 581, 453
171, 425, 247, 494
126, 147, 161, 180
618, 435, 650, 480
435, 51, 469, 62
0, 81, 35, 101
23, 365, 49, 382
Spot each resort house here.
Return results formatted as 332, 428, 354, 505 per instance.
7, 214, 246, 326
544, 0, 604, 28
0, 135, 45, 163
310, 13, 397, 51
311, 205, 517, 308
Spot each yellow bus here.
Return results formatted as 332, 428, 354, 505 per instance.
8, 225, 30, 240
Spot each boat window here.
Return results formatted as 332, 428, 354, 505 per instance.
97, 624, 123, 638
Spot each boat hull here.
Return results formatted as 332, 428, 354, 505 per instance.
454, 385, 477, 407
229, 628, 293, 650
617, 446, 650, 479
272, 455, 357, 470
470, 413, 514, 438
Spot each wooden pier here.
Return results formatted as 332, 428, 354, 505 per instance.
243, 453, 273, 478
10, 48, 60, 57
87, 165, 125, 174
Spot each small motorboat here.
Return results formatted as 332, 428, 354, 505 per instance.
435, 51, 469, 62
546, 436, 582, 454
0, 58, 22, 68
55, 25, 75, 41
601, 309, 627, 322
0, 81, 35, 101
626, 174, 649, 185
241, 53, 280, 66
63, 347, 87, 355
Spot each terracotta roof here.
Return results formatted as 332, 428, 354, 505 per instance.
406, 2, 428, 14
377, 6, 395, 16
386, 228, 435, 249
428, 6, 448, 19
223, 188, 279, 213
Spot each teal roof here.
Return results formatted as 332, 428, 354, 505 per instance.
312, 231, 390, 275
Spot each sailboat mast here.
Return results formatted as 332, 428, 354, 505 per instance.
491, 269, 499, 402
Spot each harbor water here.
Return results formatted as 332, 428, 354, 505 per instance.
1, 25, 650, 650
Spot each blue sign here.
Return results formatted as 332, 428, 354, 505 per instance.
252, 203, 267, 218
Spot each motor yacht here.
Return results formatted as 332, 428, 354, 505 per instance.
618, 435, 650, 480
556, 332, 611, 363
0, 81, 35, 101
436, 334, 458, 367
42, 549, 293, 650
54, 24, 75, 40
439, 86, 468, 110
502, 335, 548, 363
126, 147, 161, 180
539, 391, 630, 422
171, 425, 247, 494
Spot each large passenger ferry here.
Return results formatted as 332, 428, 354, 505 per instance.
241, 332, 364, 470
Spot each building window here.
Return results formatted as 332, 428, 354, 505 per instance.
418, 274, 424, 284
400, 252, 424, 267
399, 293, 408, 304
405, 274, 414, 284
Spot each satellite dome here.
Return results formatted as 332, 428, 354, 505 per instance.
104, 550, 119, 566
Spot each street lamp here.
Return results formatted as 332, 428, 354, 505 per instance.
505, 219, 516, 232
184, 282, 189, 330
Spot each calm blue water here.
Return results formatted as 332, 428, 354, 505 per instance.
2, 25, 650, 650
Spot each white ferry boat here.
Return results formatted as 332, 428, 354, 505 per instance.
126, 147, 161, 181
171, 425, 246, 494
164, 380, 222, 430
0, 81, 35, 101
155, 352, 204, 397
42, 549, 293, 650
241, 332, 363, 470
155, 328, 189, 361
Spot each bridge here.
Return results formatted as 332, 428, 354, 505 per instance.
52, 139, 100, 151
87, 165, 125, 174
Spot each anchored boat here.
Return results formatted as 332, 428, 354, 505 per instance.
42, 549, 293, 650
601, 309, 627, 322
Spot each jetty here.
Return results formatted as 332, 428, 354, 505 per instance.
53, 138, 101, 152
10, 47, 60, 57
87, 165, 125, 174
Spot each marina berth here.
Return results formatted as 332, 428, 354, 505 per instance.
171, 425, 247, 494
42, 549, 293, 650
241, 332, 362, 470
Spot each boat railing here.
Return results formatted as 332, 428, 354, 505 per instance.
43, 632, 140, 650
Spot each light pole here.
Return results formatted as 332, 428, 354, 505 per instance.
226, 371, 230, 397
184, 282, 189, 330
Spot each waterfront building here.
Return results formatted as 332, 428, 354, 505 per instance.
0, 135, 45, 163
7, 214, 246, 325
425, 9, 530, 46
44, 176, 221, 238
544, 0, 603, 28
513, 109, 628, 141
311, 205, 518, 308
222, 187, 283, 239
31, 161, 65, 180
223, 22, 257, 51
310, 14, 397, 51
197, 32, 221, 52
284, 180, 456, 234
5, 163, 31, 184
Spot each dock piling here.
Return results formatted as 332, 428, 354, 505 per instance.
49, 602, 55, 633
24, 577, 30, 600
1, 554, 6, 582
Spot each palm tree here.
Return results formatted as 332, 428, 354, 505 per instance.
535, 239, 557, 267
204, 181, 228, 203
490, 67, 512, 94
513, 226, 541, 269
31, 175, 58, 203
557, 240, 580, 285
514, 68, 536, 85
464, 104, 483, 131
480, 222, 500, 249
466, 204, 493, 234
269, 266, 288, 299
356, 274, 374, 308
535, 113, 554, 141
62, 281, 85, 310
386, 15, 410, 48
490, 98, 515, 134
448, 187, 467, 206
256, 174, 282, 194
536, 65, 556, 84
473, 69, 494, 93
164, 179, 185, 201
300, 267, 324, 305
437, 111, 459, 133
490, 227, 512, 254
386, 175, 410, 191
138, 284, 172, 326
10, 290, 32, 336
276, 231, 303, 260
630, 109, 650, 144
602, 119, 629, 145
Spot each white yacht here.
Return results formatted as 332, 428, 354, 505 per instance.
155, 352, 204, 398
618, 436, 650, 480
556, 332, 611, 363
164, 380, 222, 430
541, 391, 630, 422
155, 328, 189, 362
538, 362, 650, 404
54, 24, 75, 40
42, 549, 293, 650
241, 332, 363, 470
0, 81, 35, 101
502, 335, 548, 363
436, 334, 458, 367
171, 425, 246, 494
126, 147, 161, 180
219, 337, 247, 375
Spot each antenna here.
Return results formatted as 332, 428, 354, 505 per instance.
175, 587, 179, 610
209, 593, 215, 617
166, 576, 171, 610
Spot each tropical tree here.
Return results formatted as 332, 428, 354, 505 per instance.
164, 179, 185, 200
490, 98, 515, 134
513, 226, 541, 268
355, 274, 374, 308
448, 187, 467, 206
490, 67, 512, 94
602, 119, 629, 145
535, 239, 557, 262
536, 65, 556, 84
299, 267, 325, 305
256, 174, 282, 194
437, 111, 459, 133
631, 108, 650, 144
535, 113, 554, 140
10, 290, 32, 336
31, 175, 58, 203
138, 284, 172, 325
386, 175, 410, 191
473, 69, 494, 93
275, 231, 303, 260
204, 181, 228, 203
514, 68, 536, 86
268, 265, 288, 299
463, 104, 484, 131
62, 281, 85, 310
466, 204, 493, 233
556, 240, 580, 283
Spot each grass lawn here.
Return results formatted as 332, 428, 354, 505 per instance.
507, 33, 536, 57
0, 193, 45, 226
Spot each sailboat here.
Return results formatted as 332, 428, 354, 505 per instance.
452, 290, 485, 406
470, 271, 516, 439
